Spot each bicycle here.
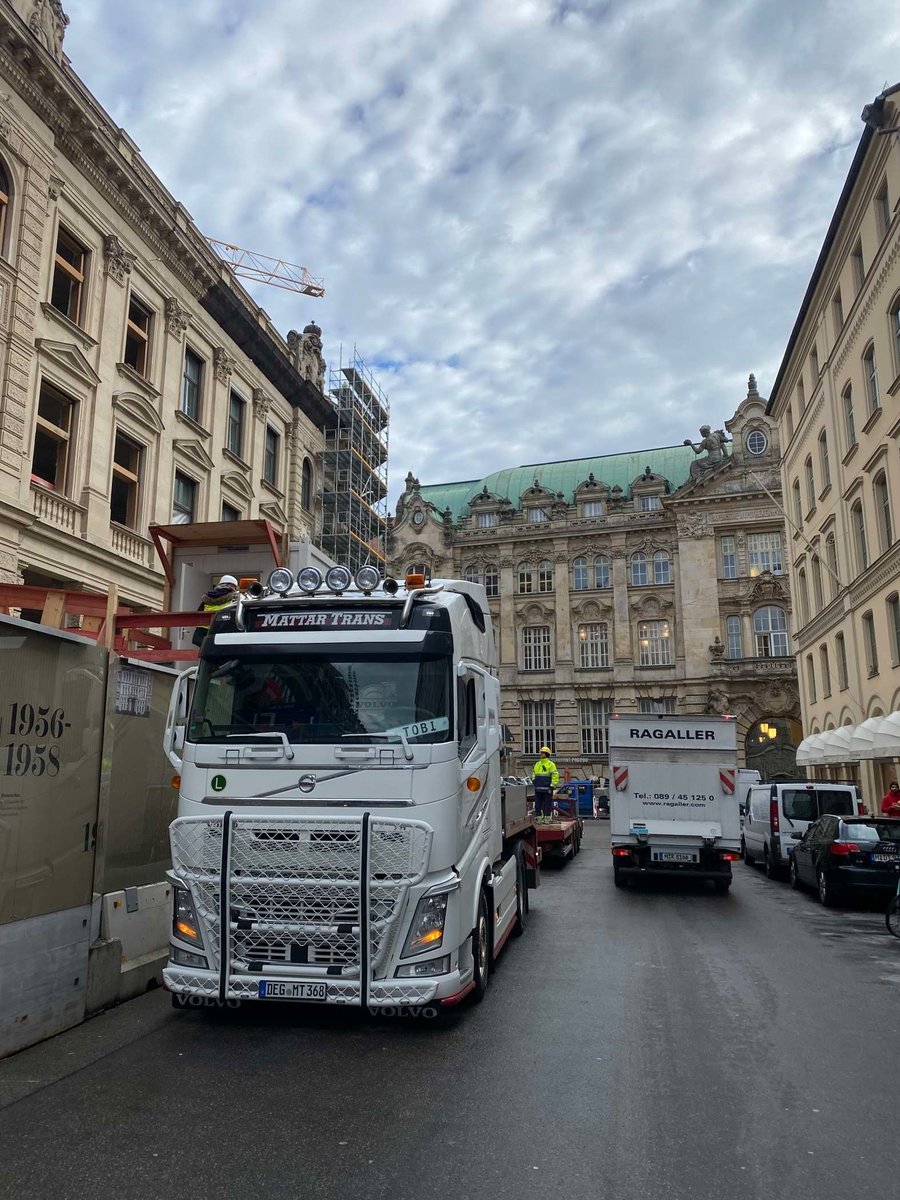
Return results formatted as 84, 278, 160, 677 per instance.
886, 874, 900, 938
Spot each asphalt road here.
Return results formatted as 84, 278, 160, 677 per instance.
2, 822, 900, 1200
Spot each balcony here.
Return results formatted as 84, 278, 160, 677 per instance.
110, 523, 153, 567
31, 484, 85, 537
715, 656, 796, 677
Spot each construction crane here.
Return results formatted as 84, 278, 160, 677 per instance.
206, 238, 325, 298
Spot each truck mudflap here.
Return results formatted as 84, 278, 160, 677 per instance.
166, 811, 435, 1007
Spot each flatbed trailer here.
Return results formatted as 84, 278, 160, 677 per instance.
532, 792, 583, 863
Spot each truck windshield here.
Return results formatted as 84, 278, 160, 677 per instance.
188, 651, 452, 746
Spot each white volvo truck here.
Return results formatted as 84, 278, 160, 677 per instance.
609, 714, 741, 893
162, 566, 538, 1012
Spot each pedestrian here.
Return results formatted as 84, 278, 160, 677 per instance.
881, 780, 900, 816
531, 746, 559, 823
192, 573, 240, 646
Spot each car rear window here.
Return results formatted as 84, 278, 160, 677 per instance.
841, 822, 900, 843
783, 789, 855, 821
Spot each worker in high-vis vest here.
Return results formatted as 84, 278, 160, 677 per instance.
531, 746, 560, 823
192, 574, 240, 646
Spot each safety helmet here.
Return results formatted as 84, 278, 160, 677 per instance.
219, 574, 239, 588
540, 745, 551, 755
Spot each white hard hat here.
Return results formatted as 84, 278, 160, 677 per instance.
219, 574, 239, 587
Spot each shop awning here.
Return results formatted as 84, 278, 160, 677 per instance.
850, 716, 886, 760
863, 712, 900, 758
796, 733, 827, 766
817, 725, 858, 764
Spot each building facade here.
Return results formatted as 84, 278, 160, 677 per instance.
389, 380, 800, 779
0, 0, 330, 610
766, 84, 900, 801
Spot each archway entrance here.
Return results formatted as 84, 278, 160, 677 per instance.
745, 717, 802, 779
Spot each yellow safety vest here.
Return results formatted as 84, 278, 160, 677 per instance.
532, 758, 559, 787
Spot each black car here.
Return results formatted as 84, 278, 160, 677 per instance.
789, 815, 900, 906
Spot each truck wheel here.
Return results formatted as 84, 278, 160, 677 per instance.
713, 878, 731, 895
613, 865, 626, 888
512, 849, 527, 937
471, 890, 491, 1002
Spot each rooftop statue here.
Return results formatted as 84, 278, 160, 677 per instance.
684, 425, 730, 479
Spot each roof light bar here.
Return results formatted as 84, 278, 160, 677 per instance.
297, 567, 322, 594
267, 567, 294, 594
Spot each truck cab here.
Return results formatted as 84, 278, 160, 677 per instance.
163, 567, 536, 1011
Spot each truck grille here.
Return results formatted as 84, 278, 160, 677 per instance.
170, 815, 432, 981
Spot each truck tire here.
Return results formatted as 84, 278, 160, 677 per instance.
613, 864, 626, 888
471, 889, 491, 1003
512, 848, 527, 937
713, 877, 731, 895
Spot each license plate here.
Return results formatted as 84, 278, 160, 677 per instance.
871, 854, 900, 864
653, 851, 697, 863
258, 981, 328, 1001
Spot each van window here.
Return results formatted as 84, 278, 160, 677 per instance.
782, 788, 854, 821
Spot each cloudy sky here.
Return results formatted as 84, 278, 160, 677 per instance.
65, 0, 900, 505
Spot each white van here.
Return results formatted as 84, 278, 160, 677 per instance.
742, 781, 863, 879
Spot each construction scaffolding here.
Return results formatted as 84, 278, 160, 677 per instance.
319, 348, 389, 574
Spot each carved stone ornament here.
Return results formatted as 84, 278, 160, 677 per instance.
749, 571, 788, 604
759, 681, 793, 717
214, 347, 235, 384
163, 296, 189, 341
677, 512, 713, 539
103, 235, 137, 285
705, 687, 730, 715
252, 388, 271, 421
0, 117, 11, 144
709, 634, 726, 661
29, 1, 69, 63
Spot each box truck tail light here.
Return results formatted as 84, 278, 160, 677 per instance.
829, 841, 859, 856
857, 799, 866, 815
613, 848, 632, 858
719, 851, 741, 861
770, 797, 780, 834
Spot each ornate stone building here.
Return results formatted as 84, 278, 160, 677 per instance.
766, 83, 900, 802
389, 380, 801, 777
0, 0, 330, 608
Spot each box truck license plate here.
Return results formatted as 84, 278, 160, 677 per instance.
653, 850, 697, 863
258, 981, 328, 1001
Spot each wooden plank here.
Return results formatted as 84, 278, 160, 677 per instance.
101, 584, 118, 651
40, 591, 67, 628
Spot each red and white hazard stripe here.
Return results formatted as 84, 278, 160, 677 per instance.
720, 768, 735, 794
613, 765, 629, 792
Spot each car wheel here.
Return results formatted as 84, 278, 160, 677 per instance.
789, 856, 802, 890
471, 890, 491, 1002
817, 868, 839, 907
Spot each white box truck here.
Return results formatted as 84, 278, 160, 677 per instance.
608, 715, 741, 893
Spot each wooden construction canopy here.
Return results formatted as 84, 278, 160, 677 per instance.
148, 518, 283, 586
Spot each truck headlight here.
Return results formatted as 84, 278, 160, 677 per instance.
170, 945, 208, 968
396, 955, 450, 978
402, 892, 448, 957
173, 886, 205, 948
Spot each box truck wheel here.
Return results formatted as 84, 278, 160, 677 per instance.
613, 863, 626, 888
713, 877, 731, 895
471, 889, 491, 1002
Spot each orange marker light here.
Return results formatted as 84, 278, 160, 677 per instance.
171, 774, 181, 790
466, 776, 482, 792
406, 573, 426, 588
176, 920, 199, 941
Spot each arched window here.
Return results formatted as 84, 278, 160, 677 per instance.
804, 456, 815, 511
301, 457, 313, 511
811, 555, 824, 613
537, 559, 554, 592
797, 567, 809, 626
483, 563, 499, 598
843, 384, 856, 449
725, 615, 742, 659
572, 557, 588, 590
753, 606, 788, 657
891, 296, 900, 375
517, 561, 533, 594
874, 470, 893, 553
863, 343, 880, 416
850, 500, 868, 572
652, 550, 670, 585
464, 563, 479, 584
0, 159, 9, 255
594, 555, 611, 588
631, 552, 648, 587
825, 533, 839, 599
818, 430, 830, 489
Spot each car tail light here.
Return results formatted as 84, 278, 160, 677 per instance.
829, 841, 859, 856
612, 848, 631, 858
770, 797, 780, 834
719, 851, 741, 861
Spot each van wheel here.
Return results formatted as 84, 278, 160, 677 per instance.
471, 890, 491, 1002
741, 838, 755, 866
764, 847, 779, 880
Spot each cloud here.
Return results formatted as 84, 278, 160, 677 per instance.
65, 0, 900, 503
